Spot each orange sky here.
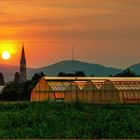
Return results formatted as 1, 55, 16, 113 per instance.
0, 0, 140, 68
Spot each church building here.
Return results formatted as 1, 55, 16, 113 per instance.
20, 45, 27, 82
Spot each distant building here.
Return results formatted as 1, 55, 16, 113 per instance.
20, 45, 27, 82
0, 86, 5, 94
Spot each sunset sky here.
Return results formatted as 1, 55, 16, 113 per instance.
0, 0, 140, 68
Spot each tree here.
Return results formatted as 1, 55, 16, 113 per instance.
58, 71, 86, 77
75, 71, 85, 77
114, 68, 138, 77
32, 72, 45, 81
58, 72, 66, 77
1, 87, 20, 101
0, 72, 46, 101
14, 72, 20, 83
0, 72, 5, 85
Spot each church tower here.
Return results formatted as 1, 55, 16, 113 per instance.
20, 44, 27, 82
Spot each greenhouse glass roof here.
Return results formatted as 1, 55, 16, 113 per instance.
48, 82, 70, 91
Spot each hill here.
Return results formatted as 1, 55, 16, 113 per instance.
2, 60, 140, 82
129, 63, 140, 75
35, 60, 122, 77
0, 102, 139, 139
0, 64, 34, 82
0, 60, 122, 82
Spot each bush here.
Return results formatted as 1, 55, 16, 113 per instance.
0, 102, 139, 139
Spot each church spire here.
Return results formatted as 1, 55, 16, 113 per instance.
20, 44, 27, 82
20, 44, 26, 63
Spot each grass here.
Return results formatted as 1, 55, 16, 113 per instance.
0, 101, 140, 139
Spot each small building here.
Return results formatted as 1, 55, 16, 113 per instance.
31, 77, 140, 104
0, 86, 5, 94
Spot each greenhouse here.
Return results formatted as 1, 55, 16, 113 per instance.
31, 77, 140, 104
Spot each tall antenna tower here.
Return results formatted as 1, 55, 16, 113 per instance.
72, 45, 74, 61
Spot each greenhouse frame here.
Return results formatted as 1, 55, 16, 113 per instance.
31, 77, 140, 104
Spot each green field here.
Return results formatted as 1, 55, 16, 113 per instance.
0, 102, 140, 139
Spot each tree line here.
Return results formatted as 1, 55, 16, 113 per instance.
0, 69, 139, 101
0, 72, 45, 101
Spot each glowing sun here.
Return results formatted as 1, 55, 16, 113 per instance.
2, 51, 10, 60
